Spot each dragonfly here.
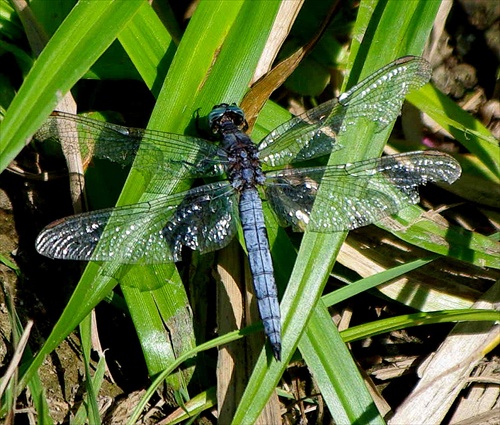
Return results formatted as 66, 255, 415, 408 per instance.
34, 56, 461, 360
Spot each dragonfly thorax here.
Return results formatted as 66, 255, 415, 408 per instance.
225, 132, 266, 191
208, 104, 265, 191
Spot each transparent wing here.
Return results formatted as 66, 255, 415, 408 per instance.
36, 182, 239, 263
264, 151, 461, 232
34, 111, 227, 178
258, 56, 432, 168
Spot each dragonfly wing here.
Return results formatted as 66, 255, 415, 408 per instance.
336, 56, 432, 132
264, 151, 461, 232
36, 182, 239, 263
258, 100, 342, 168
259, 56, 432, 169
34, 112, 227, 178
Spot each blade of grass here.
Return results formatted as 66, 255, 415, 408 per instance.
73, 315, 102, 425
379, 206, 500, 269
342, 309, 500, 343
0, 291, 53, 423
322, 256, 438, 307
234, 0, 443, 422
124, 305, 498, 422
161, 387, 217, 425
111, 0, 281, 382
408, 85, 499, 178
11, 0, 155, 390
300, 303, 382, 425
21, 0, 283, 393
297, 2, 445, 420
0, 0, 144, 171
118, 1, 176, 96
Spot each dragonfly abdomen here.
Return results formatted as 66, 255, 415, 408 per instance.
239, 187, 281, 360
212, 104, 281, 359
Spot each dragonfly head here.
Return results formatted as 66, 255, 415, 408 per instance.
208, 103, 248, 135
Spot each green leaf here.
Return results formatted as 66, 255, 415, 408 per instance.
234, 0, 443, 423
300, 303, 382, 425
341, 309, 500, 343
118, 2, 175, 96
408, 84, 500, 178
322, 256, 438, 307
112, 0, 281, 380
15, 1, 146, 390
0, 0, 144, 172
379, 206, 500, 269
20, 0, 283, 393
73, 316, 102, 425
